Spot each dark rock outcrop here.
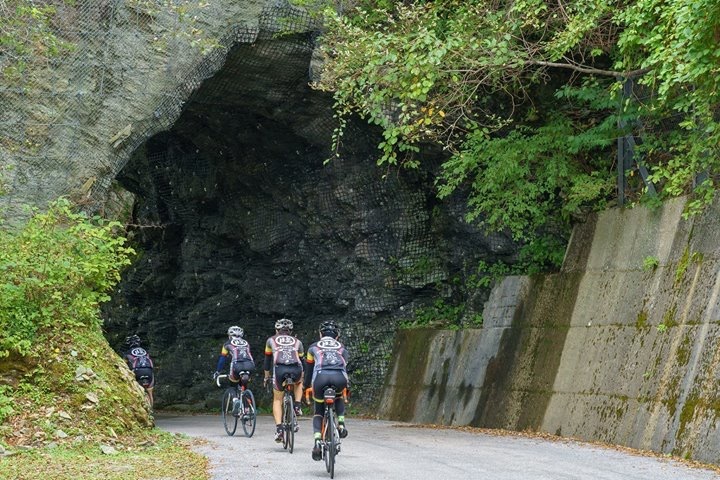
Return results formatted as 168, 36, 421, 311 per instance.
103, 33, 518, 408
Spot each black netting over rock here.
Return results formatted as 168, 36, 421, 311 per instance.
1, 1, 520, 409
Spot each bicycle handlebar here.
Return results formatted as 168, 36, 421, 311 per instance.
215, 374, 229, 387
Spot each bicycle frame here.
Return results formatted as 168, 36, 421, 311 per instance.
320, 387, 341, 478
216, 373, 256, 437
279, 375, 298, 453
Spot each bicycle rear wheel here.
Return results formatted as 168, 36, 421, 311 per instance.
322, 410, 336, 477
329, 411, 337, 478
241, 390, 256, 438
221, 388, 238, 436
282, 394, 295, 452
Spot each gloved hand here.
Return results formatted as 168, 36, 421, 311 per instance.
213, 371, 220, 381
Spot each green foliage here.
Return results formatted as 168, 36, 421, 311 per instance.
674, 246, 690, 284
468, 236, 567, 288
0, 198, 134, 357
0, 431, 209, 480
643, 256, 659, 271
0, 1, 76, 79
0, 385, 14, 423
126, 0, 219, 55
304, 0, 720, 253
401, 298, 465, 329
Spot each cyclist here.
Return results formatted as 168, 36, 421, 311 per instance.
213, 326, 255, 415
122, 334, 155, 407
263, 318, 305, 443
304, 320, 349, 461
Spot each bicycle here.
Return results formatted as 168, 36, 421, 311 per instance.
216, 372, 256, 437
318, 386, 342, 479
268, 373, 299, 453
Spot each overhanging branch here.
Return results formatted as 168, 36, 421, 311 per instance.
527, 60, 651, 79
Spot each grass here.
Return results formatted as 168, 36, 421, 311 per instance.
0, 325, 209, 480
0, 430, 209, 480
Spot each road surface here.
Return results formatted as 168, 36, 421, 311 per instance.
156, 413, 720, 480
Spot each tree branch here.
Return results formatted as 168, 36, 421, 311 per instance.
527, 60, 651, 79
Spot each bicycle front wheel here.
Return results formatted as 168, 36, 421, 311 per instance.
283, 394, 295, 453
283, 394, 295, 452
241, 390, 256, 438
288, 398, 296, 453
221, 388, 238, 436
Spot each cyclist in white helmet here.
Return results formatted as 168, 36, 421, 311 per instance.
263, 318, 305, 443
213, 325, 255, 414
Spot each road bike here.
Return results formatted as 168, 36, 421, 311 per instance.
319, 386, 343, 478
269, 373, 300, 453
216, 372, 256, 437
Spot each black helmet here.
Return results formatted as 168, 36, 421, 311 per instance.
126, 334, 141, 347
275, 318, 293, 332
319, 321, 339, 338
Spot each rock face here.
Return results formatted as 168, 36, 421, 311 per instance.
104, 32, 518, 408
0, 0, 268, 223
0, 0, 520, 408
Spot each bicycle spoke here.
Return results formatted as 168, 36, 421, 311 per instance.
222, 388, 238, 436
241, 390, 256, 438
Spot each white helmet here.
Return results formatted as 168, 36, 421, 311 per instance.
227, 326, 244, 338
274, 318, 293, 331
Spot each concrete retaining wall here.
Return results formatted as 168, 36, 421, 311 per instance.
379, 196, 720, 463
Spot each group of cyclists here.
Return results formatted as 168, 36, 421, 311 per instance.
121, 317, 350, 460
214, 317, 350, 460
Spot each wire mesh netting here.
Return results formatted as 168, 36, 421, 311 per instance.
0, 0, 320, 217
2, 0, 505, 408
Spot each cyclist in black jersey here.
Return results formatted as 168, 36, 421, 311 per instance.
264, 318, 305, 443
122, 334, 155, 407
304, 320, 349, 460
213, 326, 255, 414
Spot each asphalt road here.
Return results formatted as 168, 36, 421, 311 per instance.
156, 413, 720, 480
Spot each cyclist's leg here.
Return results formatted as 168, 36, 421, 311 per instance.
233, 360, 254, 389
312, 397, 324, 460
135, 367, 155, 408
293, 366, 304, 404
311, 372, 332, 460
272, 365, 289, 441
290, 364, 303, 415
330, 371, 349, 437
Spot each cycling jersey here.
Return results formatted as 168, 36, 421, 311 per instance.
304, 336, 349, 389
216, 337, 255, 383
123, 347, 155, 389
264, 333, 304, 390
264, 334, 304, 366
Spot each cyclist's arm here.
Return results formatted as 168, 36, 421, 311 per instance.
122, 354, 133, 369
303, 351, 315, 389
215, 345, 230, 372
263, 340, 273, 379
